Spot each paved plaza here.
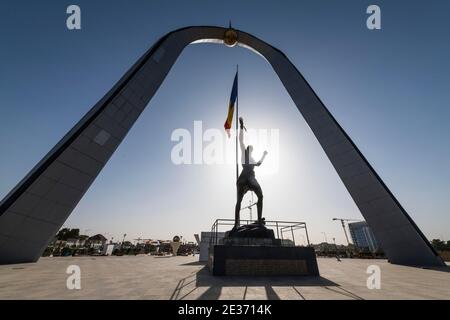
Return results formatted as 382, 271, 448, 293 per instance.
0, 255, 449, 299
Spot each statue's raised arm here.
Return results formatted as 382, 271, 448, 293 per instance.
256, 151, 268, 166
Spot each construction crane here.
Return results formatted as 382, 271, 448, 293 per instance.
332, 218, 362, 245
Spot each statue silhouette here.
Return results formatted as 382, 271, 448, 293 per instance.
234, 117, 268, 228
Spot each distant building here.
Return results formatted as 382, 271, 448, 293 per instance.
53, 239, 66, 248
66, 238, 79, 247
348, 221, 379, 252
86, 234, 107, 249
65, 237, 87, 248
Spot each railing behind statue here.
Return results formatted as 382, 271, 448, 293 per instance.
209, 219, 310, 247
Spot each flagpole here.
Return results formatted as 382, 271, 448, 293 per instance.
235, 64, 239, 184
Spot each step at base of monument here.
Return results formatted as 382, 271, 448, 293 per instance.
208, 244, 319, 276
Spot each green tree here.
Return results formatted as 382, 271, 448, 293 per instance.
431, 239, 446, 251
56, 228, 80, 241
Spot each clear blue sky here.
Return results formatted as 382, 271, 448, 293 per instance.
1, 0, 449, 244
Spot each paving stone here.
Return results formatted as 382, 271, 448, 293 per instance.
0, 256, 448, 299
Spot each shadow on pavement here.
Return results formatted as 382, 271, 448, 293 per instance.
422, 265, 450, 273
170, 266, 364, 300
180, 261, 207, 266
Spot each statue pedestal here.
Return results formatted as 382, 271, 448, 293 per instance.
225, 222, 275, 239
222, 237, 281, 246
208, 223, 319, 276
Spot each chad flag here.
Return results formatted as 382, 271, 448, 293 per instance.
224, 71, 238, 138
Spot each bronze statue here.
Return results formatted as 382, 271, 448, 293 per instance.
234, 117, 268, 228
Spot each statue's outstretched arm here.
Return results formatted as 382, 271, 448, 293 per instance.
256, 151, 268, 166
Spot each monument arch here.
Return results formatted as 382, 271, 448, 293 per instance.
0, 26, 443, 266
